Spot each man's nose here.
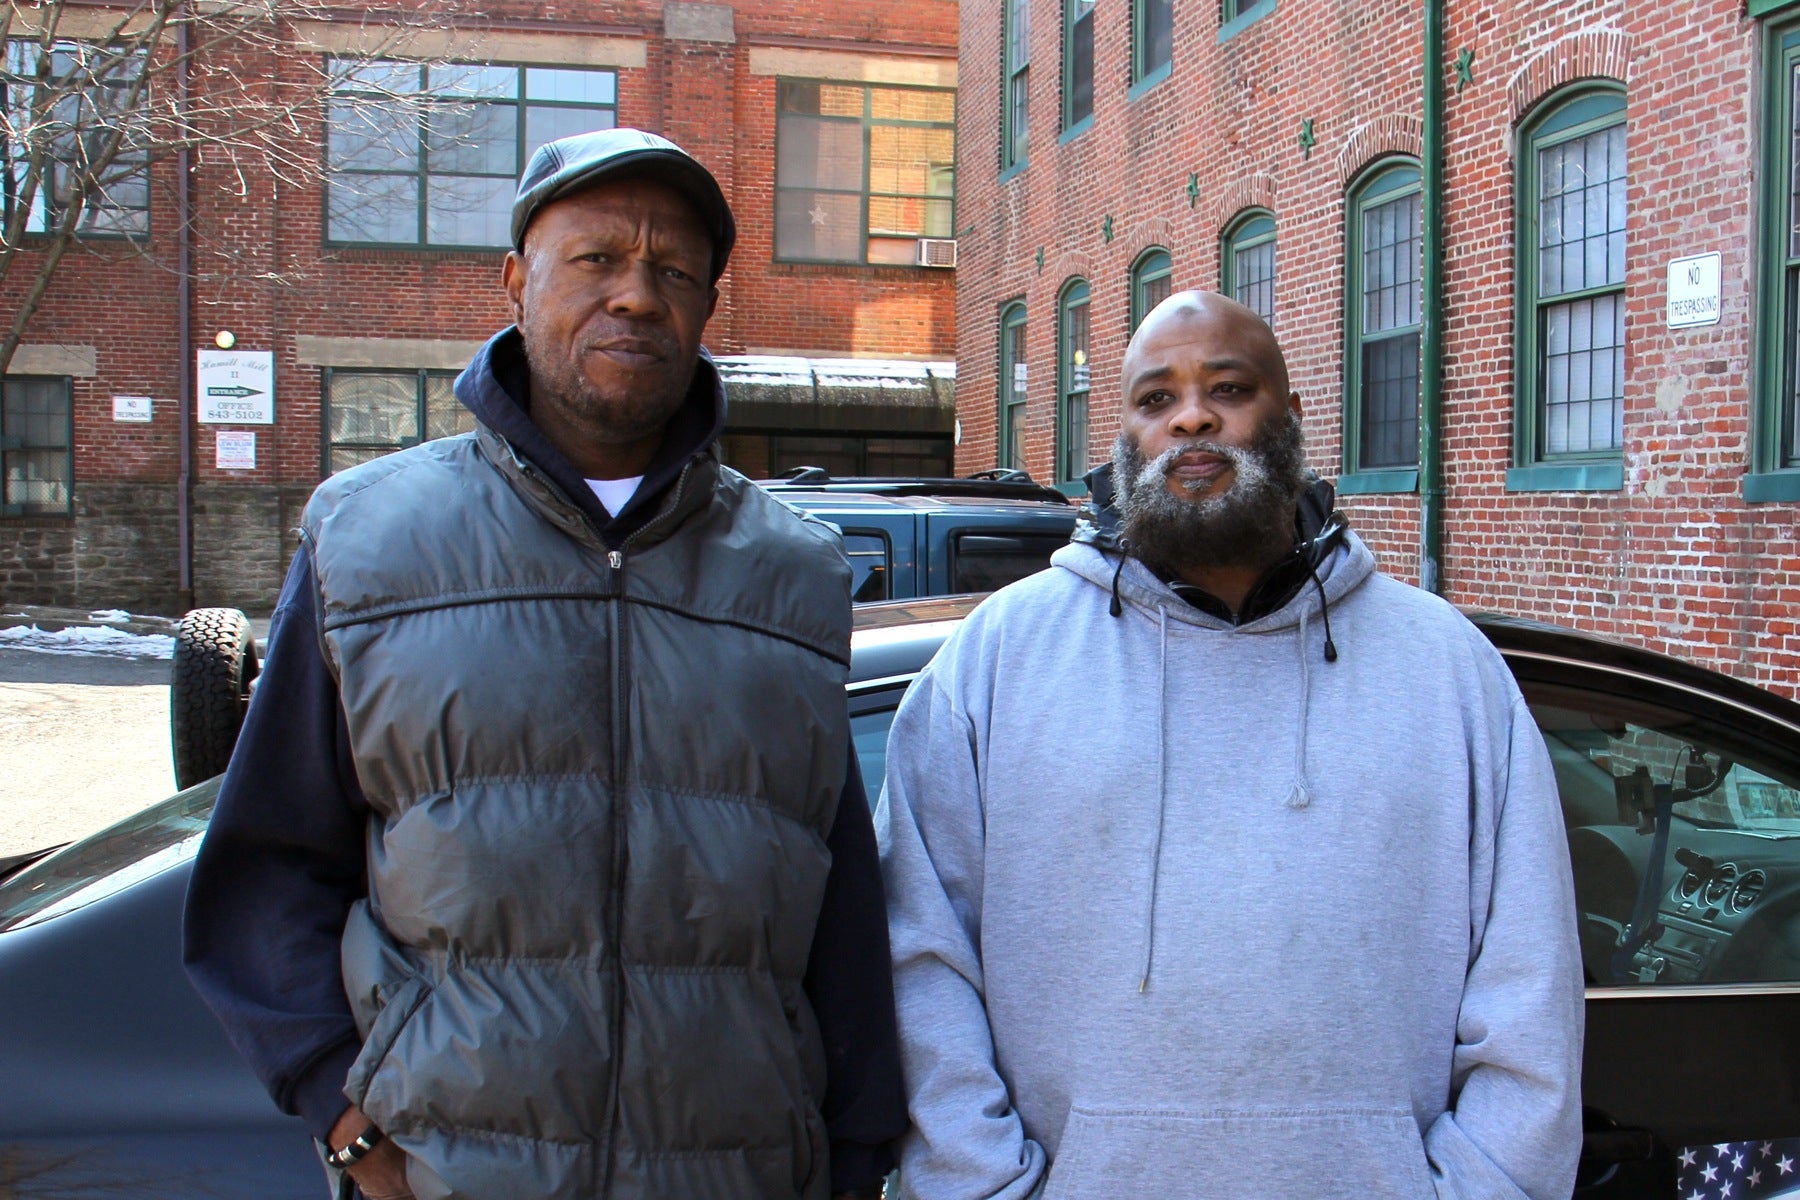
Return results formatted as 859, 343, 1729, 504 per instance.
605, 259, 668, 317
1166, 391, 1220, 437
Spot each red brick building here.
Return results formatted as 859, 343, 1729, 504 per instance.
952, 0, 1800, 696
0, 0, 958, 612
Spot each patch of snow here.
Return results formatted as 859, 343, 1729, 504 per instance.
0, 624, 174, 659
87, 609, 132, 623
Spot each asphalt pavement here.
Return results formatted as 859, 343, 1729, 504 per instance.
0, 647, 177, 857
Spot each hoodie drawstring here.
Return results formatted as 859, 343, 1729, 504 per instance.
1306, 562, 1339, 663
1140, 603, 1170, 992
1286, 610, 1320, 811
1109, 546, 1129, 618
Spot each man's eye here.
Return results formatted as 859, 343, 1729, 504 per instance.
1137, 391, 1169, 408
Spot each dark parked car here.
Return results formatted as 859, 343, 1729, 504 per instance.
757, 468, 1076, 602
5, 596, 1800, 1198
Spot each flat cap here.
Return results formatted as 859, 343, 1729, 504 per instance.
511, 127, 736, 282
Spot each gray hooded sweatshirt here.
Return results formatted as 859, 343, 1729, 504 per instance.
876, 528, 1584, 1200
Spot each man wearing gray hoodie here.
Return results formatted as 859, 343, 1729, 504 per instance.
876, 291, 1584, 1200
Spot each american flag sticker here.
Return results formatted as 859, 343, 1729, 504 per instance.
1677, 1138, 1800, 1198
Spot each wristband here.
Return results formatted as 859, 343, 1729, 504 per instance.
326, 1125, 385, 1170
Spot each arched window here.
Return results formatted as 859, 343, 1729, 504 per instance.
1220, 209, 1276, 328
1129, 248, 1173, 333
1343, 159, 1422, 486
998, 302, 1029, 472
1057, 279, 1092, 484
1513, 84, 1627, 490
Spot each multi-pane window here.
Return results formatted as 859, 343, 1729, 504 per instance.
999, 303, 1029, 472
1221, 210, 1276, 328
1759, 23, 1800, 483
1130, 248, 1173, 332
1058, 279, 1091, 483
775, 80, 956, 265
324, 370, 471, 473
1063, 0, 1095, 131
1, 377, 72, 516
1, 41, 149, 237
1134, 0, 1174, 85
326, 60, 617, 248
1003, 0, 1030, 171
1519, 88, 1627, 461
1345, 162, 1421, 475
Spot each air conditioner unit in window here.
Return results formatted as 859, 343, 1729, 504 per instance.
915, 238, 958, 268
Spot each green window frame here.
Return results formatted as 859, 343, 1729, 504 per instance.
323, 368, 470, 474
1129, 247, 1173, 332
1220, 209, 1276, 328
1509, 84, 1627, 493
2, 40, 150, 239
1132, 0, 1174, 91
1219, 0, 1275, 43
325, 59, 617, 249
1062, 0, 1095, 136
998, 301, 1029, 472
776, 79, 957, 265
1341, 160, 1422, 493
1057, 278, 1091, 485
1751, 19, 1800, 501
1002, 0, 1030, 173
0, 375, 72, 516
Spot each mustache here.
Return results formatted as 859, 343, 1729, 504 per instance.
1132, 441, 1251, 491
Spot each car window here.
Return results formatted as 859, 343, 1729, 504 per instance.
852, 705, 898, 800
843, 530, 892, 603
1527, 680, 1800, 988
949, 531, 1065, 593
0, 781, 216, 933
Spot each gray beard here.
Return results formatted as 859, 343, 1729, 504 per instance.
1111, 410, 1309, 575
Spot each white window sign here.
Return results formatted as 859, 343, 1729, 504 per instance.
112, 395, 152, 423
215, 429, 257, 470
197, 349, 275, 424
1667, 252, 1722, 329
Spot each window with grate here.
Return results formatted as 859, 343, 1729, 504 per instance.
1343, 162, 1421, 480
776, 80, 956, 265
1057, 279, 1091, 484
1220, 209, 1276, 328
999, 302, 1029, 472
324, 370, 470, 473
1130, 248, 1173, 333
1516, 86, 1627, 471
1, 377, 72, 516
325, 60, 616, 248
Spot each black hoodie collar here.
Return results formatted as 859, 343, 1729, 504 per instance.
454, 327, 726, 547
1074, 461, 1348, 626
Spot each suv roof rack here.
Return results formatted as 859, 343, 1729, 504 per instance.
758, 467, 1070, 505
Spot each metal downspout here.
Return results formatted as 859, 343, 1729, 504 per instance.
1419, 0, 1446, 595
175, 13, 193, 607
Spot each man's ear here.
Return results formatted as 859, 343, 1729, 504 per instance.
705, 286, 719, 322
502, 251, 527, 325
1288, 391, 1303, 419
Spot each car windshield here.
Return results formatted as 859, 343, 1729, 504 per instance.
0, 779, 217, 933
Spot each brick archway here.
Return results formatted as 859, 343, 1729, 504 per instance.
1336, 115, 1424, 185
1508, 28, 1632, 123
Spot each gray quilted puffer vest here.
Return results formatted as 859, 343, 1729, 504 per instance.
302, 424, 851, 1200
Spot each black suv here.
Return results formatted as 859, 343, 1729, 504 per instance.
756, 468, 1077, 602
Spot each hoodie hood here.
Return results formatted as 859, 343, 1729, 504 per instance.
454, 326, 728, 546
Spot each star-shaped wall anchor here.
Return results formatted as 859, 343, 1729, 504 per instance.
808, 203, 826, 227
1186, 172, 1200, 209
1035, 245, 1045, 273
1101, 214, 1114, 243
1298, 118, 1316, 160
1454, 47, 1475, 93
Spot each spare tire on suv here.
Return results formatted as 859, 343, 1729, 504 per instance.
170, 607, 259, 790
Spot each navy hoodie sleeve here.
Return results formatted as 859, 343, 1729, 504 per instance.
805, 753, 907, 1192
182, 544, 369, 1143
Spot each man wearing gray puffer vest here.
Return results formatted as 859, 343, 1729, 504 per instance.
878, 292, 1584, 1199
185, 129, 904, 1200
